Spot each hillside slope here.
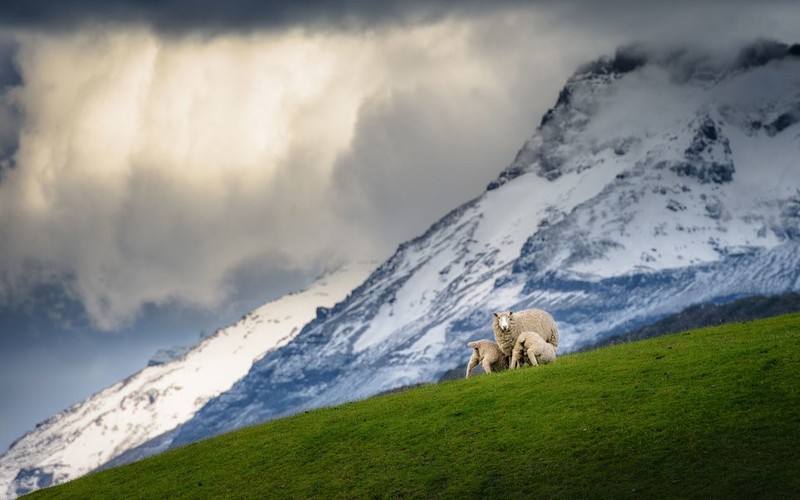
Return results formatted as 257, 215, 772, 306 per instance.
33, 314, 800, 498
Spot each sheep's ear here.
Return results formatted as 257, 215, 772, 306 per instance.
509, 310, 514, 316
493, 312, 498, 319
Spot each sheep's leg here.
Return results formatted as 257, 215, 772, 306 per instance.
466, 352, 479, 378
481, 359, 494, 374
526, 347, 540, 366
511, 341, 526, 369
510, 347, 519, 369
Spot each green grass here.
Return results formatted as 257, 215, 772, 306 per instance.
31, 314, 800, 498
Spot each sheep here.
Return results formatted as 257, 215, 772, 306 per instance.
492, 308, 559, 357
510, 331, 557, 369
465, 340, 508, 378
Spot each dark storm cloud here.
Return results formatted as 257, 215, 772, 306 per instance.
0, 0, 528, 33
0, 0, 797, 36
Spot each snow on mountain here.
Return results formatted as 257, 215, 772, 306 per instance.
131, 40, 799, 452
0, 263, 375, 498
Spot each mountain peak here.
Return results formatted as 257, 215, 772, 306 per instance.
490, 39, 800, 190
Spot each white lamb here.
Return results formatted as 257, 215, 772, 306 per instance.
510, 331, 557, 369
492, 308, 559, 357
465, 340, 508, 378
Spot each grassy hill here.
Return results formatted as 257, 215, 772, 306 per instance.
30, 314, 800, 498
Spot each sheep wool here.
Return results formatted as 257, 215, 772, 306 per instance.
492, 308, 559, 357
465, 339, 508, 378
510, 331, 557, 369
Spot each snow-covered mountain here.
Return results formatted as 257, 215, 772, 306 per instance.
4, 39, 800, 498
0, 263, 375, 498
124, 40, 800, 453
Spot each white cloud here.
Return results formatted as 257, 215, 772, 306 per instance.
0, 28, 374, 328
0, 18, 576, 329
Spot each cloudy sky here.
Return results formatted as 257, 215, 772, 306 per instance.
0, 0, 798, 451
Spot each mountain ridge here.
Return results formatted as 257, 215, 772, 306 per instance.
154, 39, 800, 452
582, 291, 800, 350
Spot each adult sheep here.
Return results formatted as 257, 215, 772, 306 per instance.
492, 308, 558, 357
465, 340, 508, 378
510, 331, 557, 369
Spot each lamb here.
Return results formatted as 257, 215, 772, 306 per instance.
510, 331, 557, 369
465, 340, 508, 378
492, 308, 559, 357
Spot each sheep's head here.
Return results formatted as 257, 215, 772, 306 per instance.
494, 310, 514, 333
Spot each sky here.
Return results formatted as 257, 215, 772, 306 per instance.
1, 0, 799, 452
